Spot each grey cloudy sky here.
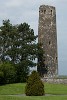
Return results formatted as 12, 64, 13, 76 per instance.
0, 0, 67, 75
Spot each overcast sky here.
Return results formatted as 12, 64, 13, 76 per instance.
0, 0, 67, 75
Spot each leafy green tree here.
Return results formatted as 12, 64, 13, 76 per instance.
15, 23, 37, 82
15, 60, 29, 82
0, 19, 45, 83
0, 20, 18, 62
0, 20, 38, 82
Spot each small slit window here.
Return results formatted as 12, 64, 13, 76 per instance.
44, 10, 46, 14
51, 10, 52, 15
56, 57, 57, 60
49, 41, 51, 45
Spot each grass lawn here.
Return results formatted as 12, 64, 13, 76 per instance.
0, 83, 67, 100
45, 83, 67, 95
0, 95, 67, 100
0, 83, 67, 95
0, 83, 25, 95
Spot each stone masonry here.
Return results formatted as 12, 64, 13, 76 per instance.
41, 78, 67, 84
38, 5, 58, 77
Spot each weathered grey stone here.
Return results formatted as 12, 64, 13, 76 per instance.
41, 78, 67, 84
38, 5, 58, 77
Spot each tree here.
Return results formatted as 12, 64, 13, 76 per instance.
0, 20, 18, 62
0, 20, 38, 82
15, 23, 38, 82
25, 71, 44, 96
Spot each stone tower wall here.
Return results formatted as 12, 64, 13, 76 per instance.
38, 5, 58, 77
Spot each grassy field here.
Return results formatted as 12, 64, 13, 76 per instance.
0, 83, 67, 100
0, 83, 67, 95
45, 83, 67, 95
0, 83, 25, 95
0, 95, 67, 100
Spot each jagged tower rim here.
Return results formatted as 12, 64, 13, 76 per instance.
40, 5, 55, 9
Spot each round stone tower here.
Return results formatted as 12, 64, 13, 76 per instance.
38, 5, 58, 77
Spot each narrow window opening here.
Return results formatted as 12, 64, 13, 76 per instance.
51, 10, 52, 15
56, 57, 57, 60
49, 41, 51, 45
44, 10, 46, 14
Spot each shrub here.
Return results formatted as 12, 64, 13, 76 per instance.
25, 71, 44, 96
0, 61, 16, 85
0, 71, 4, 85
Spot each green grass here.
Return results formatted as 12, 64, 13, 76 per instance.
0, 83, 67, 95
0, 83, 25, 95
0, 83, 67, 100
45, 83, 67, 95
0, 95, 67, 100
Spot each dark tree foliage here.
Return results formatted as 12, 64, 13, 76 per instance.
0, 61, 16, 85
0, 20, 40, 83
37, 43, 48, 77
25, 71, 44, 96
0, 19, 45, 83
0, 20, 18, 62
